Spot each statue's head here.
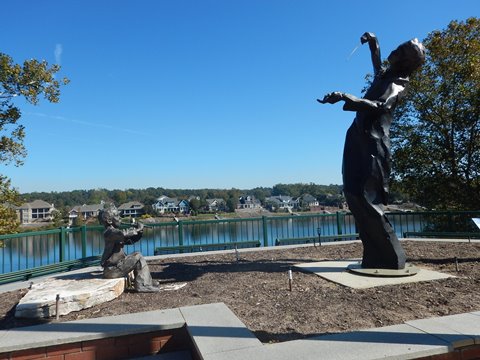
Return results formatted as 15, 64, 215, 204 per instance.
388, 38, 425, 75
98, 204, 120, 227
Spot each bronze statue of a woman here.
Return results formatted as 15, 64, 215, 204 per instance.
318, 32, 425, 269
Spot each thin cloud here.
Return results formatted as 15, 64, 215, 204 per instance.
54, 44, 63, 65
27, 112, 152, 137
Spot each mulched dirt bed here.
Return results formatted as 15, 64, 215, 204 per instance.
1, 241, 479, 343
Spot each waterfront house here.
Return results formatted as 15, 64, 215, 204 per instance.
205, 198, 227, 212
69, 203, 104, 222
152, 196, 180, 214
118, 201, 145, 218
265, 195, 295, 212
178, 199, 190, 214
16, 200, 55, 224
297, 194, 319, 210
237, 195, 262, 209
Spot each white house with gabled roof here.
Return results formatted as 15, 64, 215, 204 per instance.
16, 200, 55, 224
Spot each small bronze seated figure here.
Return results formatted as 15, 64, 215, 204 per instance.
98, 205, 160, 292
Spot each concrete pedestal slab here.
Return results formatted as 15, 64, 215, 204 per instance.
294, 260, 455, 289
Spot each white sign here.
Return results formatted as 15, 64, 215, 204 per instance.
472, 218, 480, 230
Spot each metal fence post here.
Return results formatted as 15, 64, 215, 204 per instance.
59, 227, 66, 262
178, 221, 184, 252
262, 216, 269, 247
336, 212, 343, 235
81, 224, 87, 258
447, 211, 454, 232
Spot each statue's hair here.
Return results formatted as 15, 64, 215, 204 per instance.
98, 203, 119, 225
393, 38, 426, 73
404, 38, 425, 66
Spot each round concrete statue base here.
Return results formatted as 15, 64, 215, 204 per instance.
347, 262, 420, 277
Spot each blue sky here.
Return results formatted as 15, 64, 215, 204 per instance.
2, 1, 478, 193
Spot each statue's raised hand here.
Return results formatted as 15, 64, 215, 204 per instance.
360, 32, 376, 45
317, 92, 344, 104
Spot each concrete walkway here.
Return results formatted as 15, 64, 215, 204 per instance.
0, 302, 479, 359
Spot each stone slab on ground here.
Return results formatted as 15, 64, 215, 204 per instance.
294, 260, 455, 289
0, 308, 184, 353
406, 313, 480, 347
15, 273, 125, 319
204, 323, 450, 360
179, 303, 262, 358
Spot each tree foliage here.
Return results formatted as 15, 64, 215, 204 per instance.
391, 18, 480, 210
0, 175, 20, 234
272, 183, 343, 206
1, 53, 69, 165
0, 53, 69, 233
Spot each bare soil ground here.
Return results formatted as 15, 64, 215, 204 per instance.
1, 241, 479, 343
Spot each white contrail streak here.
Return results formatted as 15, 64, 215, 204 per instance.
347, 42, 361, 61
27, 112, 152, 137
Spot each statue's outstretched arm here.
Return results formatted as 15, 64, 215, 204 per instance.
317, 91, 398, 112
360, 32, 381, 75
341, 93, 387, 112
122, 222, 144, 245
